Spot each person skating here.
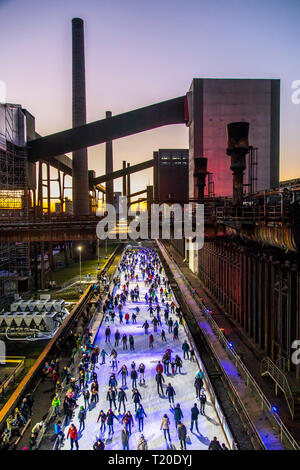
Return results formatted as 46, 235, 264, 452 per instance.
138, 363, 145, 385
174, 403, 183, 428
165, 383, 176, 406
131, 368, 138, 389
115, 330, 120, 347
137, 434, 148, 450
174, 355, 183, 373
182, 340, 190, 359
118, 388, 127, 414
121, 411, 134, 435
109, 373, 118, 389
160, 414, 171, 443
67, 423, 79, 450
143, 320, 149, 334
156, 361, 163, 374
106, 409, 119, 435
155, 372, 165, 395
105, 326, 111, 343
129, 335, 134, 350
195, 375, 203, 398
106, 387, 117, 410
222, 443, 229, 450
122, 334, 128, 350
121, 426, 130, 450
208, 436, 222, 450
191, 403, 200, 432
93, 438, 105, 450
78, 406, 86, 432
149, 333, 154, 349
118, 364, 128, 387
161, 330, 166, 342
177, 421, 187, 450
97, 410, 107, 434
100, 349, 108, 364
135, 404, 147, 432
200, 392, 207, 414
132, 388, 142, 412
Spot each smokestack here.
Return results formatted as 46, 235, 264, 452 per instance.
127, 163, 131, 206
122, 161, 127, 196
226, 122, 249, 206
105, 111, 114, 206
72, 17, 89, 215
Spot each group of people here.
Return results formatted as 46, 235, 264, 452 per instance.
18, 246, 228, 452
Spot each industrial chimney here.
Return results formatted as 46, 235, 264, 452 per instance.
226, 122, 250, 206
72, 18, 89, 215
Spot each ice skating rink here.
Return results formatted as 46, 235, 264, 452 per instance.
61, 253, 225, 450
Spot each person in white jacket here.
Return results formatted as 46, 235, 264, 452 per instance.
137, 434, 148, 450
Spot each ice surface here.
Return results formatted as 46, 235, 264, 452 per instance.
61, 251, 225, 451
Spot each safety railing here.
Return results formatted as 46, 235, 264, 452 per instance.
261, 357, 295, 419
0, 357, 25, 402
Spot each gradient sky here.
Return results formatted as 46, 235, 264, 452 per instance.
0, 0, 300, 194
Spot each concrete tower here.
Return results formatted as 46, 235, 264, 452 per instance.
105, 111, 114, 206
72, 18, 89, 215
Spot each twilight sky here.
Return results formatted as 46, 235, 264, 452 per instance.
0, 0, 300, 194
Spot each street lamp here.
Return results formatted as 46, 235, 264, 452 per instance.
78, 246, 82, 293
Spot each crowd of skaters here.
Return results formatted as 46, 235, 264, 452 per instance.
22, 246, 228, 451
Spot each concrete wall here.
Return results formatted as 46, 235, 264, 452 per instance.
188, 79, 280, 197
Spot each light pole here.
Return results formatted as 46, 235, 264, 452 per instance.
78, 246, 82, 293
97, 239, 100, 270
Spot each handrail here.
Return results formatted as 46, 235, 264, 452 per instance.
261, 357, 295, 419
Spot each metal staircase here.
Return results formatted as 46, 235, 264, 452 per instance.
261, 356, 296, 419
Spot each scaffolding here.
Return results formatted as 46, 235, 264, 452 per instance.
0, 104, 30, 303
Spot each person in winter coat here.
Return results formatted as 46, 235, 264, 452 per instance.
107, 387, 117, 410
109, 374, 118, 389
177, 422, 187, 450
194, 376, 203, 398
165, 383, 176, 406
175, 355, 182, 373
100, 349, 108, 364
121, 426, 130, 450
78, 406, 86, 432
129, 335, 135, 350
122, 334, 128, 350
156, 372, 165, 395
106, 409, 119, 435
174, 404, 184, 428
156, 361, 163, 374
137, 434, 148, 450
208, 436, 222, 450
83, 389, 90, 410
118, 388, 127, 414
135, 405, 147, 432
182, 340, 190, 359
200, 392, 207, 414
67, 423, 79, 450
93, 438, 105, 450
131, 369, 138, 389
121, 411, 134, 435
105, 326, 111, 343
160, 414, 171, 443
97, 410, 107, 434
132, 388, 142, 412
52, 395, 60, 416
173, 325, 179, 340
143, 320, 149, 334
138, 363, 145, 385
118, 365, 128, 387
191, 403, 200, 432
115, 330, 120, 347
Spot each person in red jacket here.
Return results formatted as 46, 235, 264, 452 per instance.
67, 423, 79, 450
156, 361, 163, 374
149, 334, 154, 349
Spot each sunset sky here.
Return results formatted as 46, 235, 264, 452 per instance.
0, 0, 299, 194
